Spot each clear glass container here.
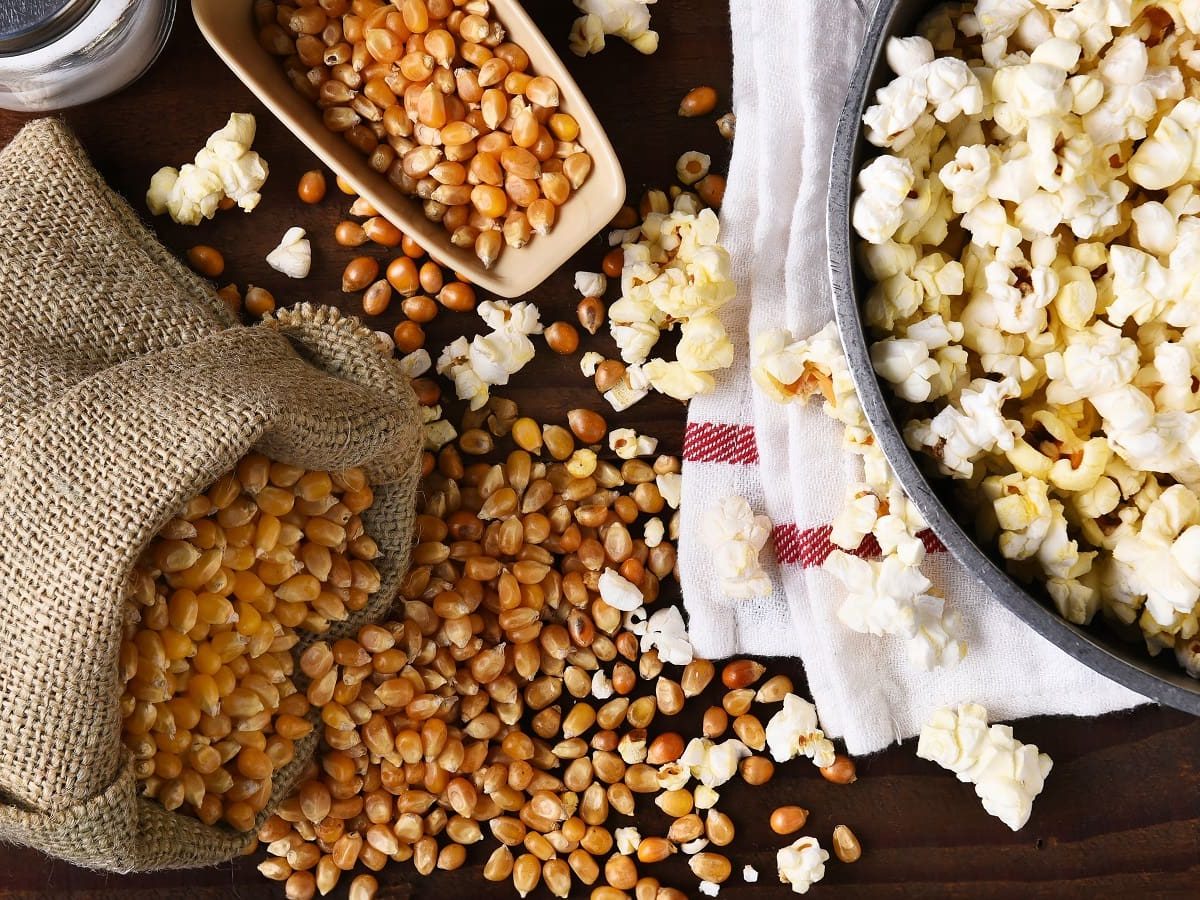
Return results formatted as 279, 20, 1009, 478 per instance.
0, 0, 176, 112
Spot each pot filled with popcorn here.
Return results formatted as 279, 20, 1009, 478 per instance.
828, 0, 1200, 713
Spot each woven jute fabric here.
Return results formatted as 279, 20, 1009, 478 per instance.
0, 119, 423, 871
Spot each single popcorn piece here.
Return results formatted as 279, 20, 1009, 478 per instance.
614, 826, 641, 855
683, 838, 711, 855
598, 568, 645, 611
679, 737, 751, 787
777, 837, 829, 895
917, 703, 1053, 831
852, 155, 916, 244
609, 427, 656, 460
569, 0, 658, 56
580, 351, 604, 378
698, 882, 720, 898
398, 349, 431, 378
676, 150, 712, 186
694, 785, 719, 809
701, 496, 773, 598
635, 605, 694, 665
266, 226, 311, 279
574, 271, 608, 297
437, 301, 544, 409
643, 517, 665, 548
657, 472, 682, 508
764, 693, 836, 768
591, 669, 614, 700
146, 113, 268, 224
743, 864, 759, 883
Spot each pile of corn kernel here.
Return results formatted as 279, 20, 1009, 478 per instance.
249, 396, 862, 899
120, 456, 381, 832
258, 0, 594, 269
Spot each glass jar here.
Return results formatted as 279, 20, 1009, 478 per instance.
0, 0, 176, 112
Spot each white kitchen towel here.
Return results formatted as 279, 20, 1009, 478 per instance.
679, 0, 1145, 756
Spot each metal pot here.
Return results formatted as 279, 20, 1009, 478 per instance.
826, 0, 1200, 713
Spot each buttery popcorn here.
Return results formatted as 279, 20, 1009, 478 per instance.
852, 2, 1200, 675
146, 113, 268, 225
608, 199, 737, 403
917, 703, 1053, 831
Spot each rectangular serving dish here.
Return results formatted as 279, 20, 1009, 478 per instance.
193, 0, 626, 298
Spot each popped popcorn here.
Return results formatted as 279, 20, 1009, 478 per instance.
608, 204, 737, 403
436, 301, 543, 410
764, 694, 836, 769
597, 568, 645, 611
569, 0, 658, 57
917, 703, 1053, 831
265, 226, 311, 279
679, 737, 751, 788
776, 836, 829, 894
743, 864, 759, 883
146, 113, 268, 225
700, 496, 773, 598
614, 826, 641, 855
698, 881, 720, 897
853, 6, 1200, 675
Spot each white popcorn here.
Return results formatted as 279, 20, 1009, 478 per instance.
657, 472, 682, 508
644, 358, 716, 401
886, 35, 935, 76
743, 864, 759, 883
824, 551, 966, 669
591, 670, 614, 700
614, 826, 641, 855
851, 155, 916, 244
1112, 485, 1200, 629
1128, 97, 1200, 191
917, 703, 1053, 831
680, 737, 751, 788
643, 517, 665, 548
146, 113, 268, 224
676, 315, 735, 372
436, 301, 543, 409
903, 377, 1022, 479
574, 271, 608, 298
694, 785, 719, 810
764, 694, 836, 769
580, 351, 604, 378
266, 226, 311, 279
636, 606, 694, 666
598, 568, 645, 611
870, 338, 941, 402
569, 0, 658, 56
698, 882, 719, 897
776, 837, 829, 895
682, 838, 711, 855
701, 496, 773, 598
656, 761, 691, 791
398, 349, 431, 378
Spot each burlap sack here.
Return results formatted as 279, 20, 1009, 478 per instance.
0, 119, 422, 871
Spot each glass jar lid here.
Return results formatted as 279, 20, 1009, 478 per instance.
0, 0, 100, 56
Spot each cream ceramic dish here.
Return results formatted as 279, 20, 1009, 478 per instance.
193, 0, 625, 298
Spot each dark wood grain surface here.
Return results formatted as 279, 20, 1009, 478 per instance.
0, 3, 1198, 898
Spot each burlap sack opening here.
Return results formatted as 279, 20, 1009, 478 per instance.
0, 120, 422, 871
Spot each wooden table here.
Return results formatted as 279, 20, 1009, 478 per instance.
1, 3, 1198, 898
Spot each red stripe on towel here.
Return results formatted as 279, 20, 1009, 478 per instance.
772, 523, 946, 567
683, 422, 759, 465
